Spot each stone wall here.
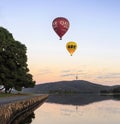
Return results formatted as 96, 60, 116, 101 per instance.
0, 94, 48, 124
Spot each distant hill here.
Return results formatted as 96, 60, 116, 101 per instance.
22, 80, 114, 94
22, 80, 120, 106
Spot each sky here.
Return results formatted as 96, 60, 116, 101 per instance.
0, 0, 120, 85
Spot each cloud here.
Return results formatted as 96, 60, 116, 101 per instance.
61, 70, 71, 73
60, 69, 88, 77
61, 73, 75, 77
97, 73, 120, 79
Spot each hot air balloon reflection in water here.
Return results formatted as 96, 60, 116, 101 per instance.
66, 41, 77, 56
52, 17, 70, 40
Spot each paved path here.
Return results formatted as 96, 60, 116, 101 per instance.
0, 94, 44, 105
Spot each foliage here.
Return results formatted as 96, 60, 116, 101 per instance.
100, 87, 120, 95
0, 27, 35, 93
112, 87, 120, 93
49, 89, 79, 94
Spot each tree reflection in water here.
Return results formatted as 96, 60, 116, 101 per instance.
46, 94, 120, 106
112, 95, 120, 101
10, 101, 45, 124
11, 109, 35, 124
12, 112, 35, 124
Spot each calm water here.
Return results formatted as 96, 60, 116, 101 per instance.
13, 94, 120, 124
31, 100, 120, 124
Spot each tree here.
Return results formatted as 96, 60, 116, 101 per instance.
112, 87, 120, 93
0, 27, 35, 93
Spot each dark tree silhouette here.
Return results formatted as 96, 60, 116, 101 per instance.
0, 27, 35, 93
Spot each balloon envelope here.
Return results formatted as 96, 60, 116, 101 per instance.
52, 17, 70, 40
66, 41, 77, 56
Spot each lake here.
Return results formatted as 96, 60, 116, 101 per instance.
13, 94, 120, 124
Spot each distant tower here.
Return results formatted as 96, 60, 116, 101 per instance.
75, 75, 78, 80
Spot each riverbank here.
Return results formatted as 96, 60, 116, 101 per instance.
0, 94, 48, 124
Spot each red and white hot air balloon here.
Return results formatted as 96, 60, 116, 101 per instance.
52, 17, 70, 40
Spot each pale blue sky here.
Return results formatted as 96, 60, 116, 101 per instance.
0, 0, 120, 85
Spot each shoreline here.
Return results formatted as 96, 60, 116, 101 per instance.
0, 94, 48, 124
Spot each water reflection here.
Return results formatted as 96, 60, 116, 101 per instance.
112, 94, 120, 100
47, 94, 120, 105
11, 94, 120, 124
12, 112, 35, 124
32, 98, 120, 124
10, 101, 45, 124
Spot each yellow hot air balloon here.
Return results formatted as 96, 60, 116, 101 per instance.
66, 41, 77, 56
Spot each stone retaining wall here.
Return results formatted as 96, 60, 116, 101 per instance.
0, 94, 48, 124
